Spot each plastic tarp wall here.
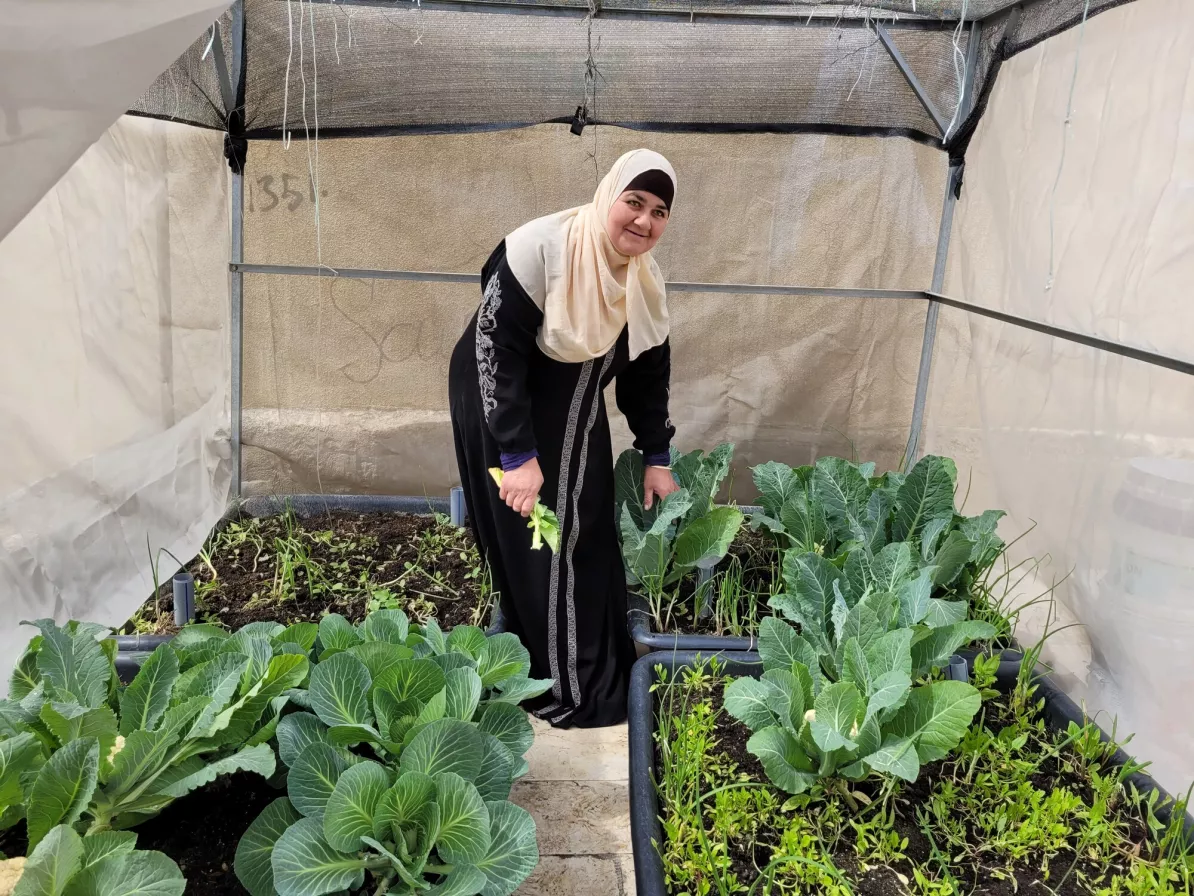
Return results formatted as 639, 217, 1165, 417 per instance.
241, 129, 945, 497
929, 0, 1194, 795
0, 116, 231, 692
0, 0, 232, 243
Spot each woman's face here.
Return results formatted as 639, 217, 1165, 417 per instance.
605, 189, 670, 256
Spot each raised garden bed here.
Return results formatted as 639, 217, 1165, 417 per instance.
630, 650, 1194, 896
623, 452, 1026, 672
122, 495, 495, 644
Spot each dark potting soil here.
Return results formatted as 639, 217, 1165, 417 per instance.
660, 680, 1158, 896
133, 772, 282, 894
124, 512, 488, 634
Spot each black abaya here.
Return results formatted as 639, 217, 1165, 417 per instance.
448, 241, 674, 728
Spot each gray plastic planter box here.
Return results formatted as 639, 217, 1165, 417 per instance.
628, 650, 1192, 896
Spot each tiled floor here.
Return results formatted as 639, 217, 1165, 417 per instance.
512, 718, 635, 896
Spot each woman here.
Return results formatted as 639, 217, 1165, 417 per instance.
448, 149, 680, 728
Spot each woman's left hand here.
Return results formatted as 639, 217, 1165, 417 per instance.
643, 466, 679, 510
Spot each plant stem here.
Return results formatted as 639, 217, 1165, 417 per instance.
372, 873, 394, 896
424, 863, 454, 875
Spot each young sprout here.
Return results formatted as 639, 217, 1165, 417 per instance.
488, 468, 562, 553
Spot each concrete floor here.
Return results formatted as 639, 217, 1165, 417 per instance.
512, 718, 635, 896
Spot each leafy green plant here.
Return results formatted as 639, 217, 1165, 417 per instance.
235, 610, 546, 896
487, 469, 561, 552
0, 825, 184, 896
0, 619, 309, 844
724, 614, 985, 798
616, 444, 745, 628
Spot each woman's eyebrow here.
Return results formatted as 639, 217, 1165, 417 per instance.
626, 190, 668, 211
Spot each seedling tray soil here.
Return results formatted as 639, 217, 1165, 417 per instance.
629, 651, 1193, 896
123, 505, 492, 637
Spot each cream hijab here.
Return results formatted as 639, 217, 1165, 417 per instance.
505, 149, 675, 364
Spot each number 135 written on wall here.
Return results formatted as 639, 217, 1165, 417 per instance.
248, 174, 328, 213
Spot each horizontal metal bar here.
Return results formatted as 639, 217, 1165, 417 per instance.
288, 0, 963, 29
875, 24, 949, 138
927, 292, 1194, 378
231, 263, 924, 299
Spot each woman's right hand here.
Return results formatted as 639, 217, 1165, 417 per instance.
500, 458, 544, 518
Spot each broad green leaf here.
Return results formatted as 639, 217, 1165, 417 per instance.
287, 743, 352, 819
404, 719, 484, 782
435, 772, 491, 864
746, 727, 817, 795
413, 689, 449, 730
862, 488, 893, 553
760, 669, 805, 732
779, 492, 831, 554
923, 599, 968, 628
361, 609, 410, 645
477, 703, 533, 759
932, 530, 974, 587
813, 457, 870, 544
489, 676, 553, 705
180, 654, 249, 737
886, 680, 982, 763
236, 621, 287, 642
862, 734, 920, 781
427, 865, 488, 896
920, 517, 952, 562
156, 743, 275, 799
476, 635, 531, 688
274, 623, 319, 653
780, 552, 842, 640
723, 677, 782, 733
911, 620, 996, 678
962, 509, 1006, 568
475, 733, 517, 802
864, 629, 914, 679
623, 526, 670, 586
119, 645, 179, 736
897, 567, 934, 627
373, 691, 416, 744
235, 798, 302, 896
374, 659, 446, 706
810, 682, 862, 754
893, 455, 956, 542
477, 801, 538, 896
445, 669, 484, 722
872, 543, 915, 592
421, 619, 448, 656
276, 712, 331, 768
447, 627, 487, 661
673, 507, 743, 570
322, 761, 392, 852
271, 817, 366, 896
835, 600, 883, 659
0, 732, 44, 808
326, 724, 388, 751
27, 738, 100, 850
843, 549, 874, 604
105, 728, 176, 799
308, 651, 373, 729
27, 621, 110, 710
614, 449, 650, 531
433, 653, 478, 676
79, 832, 137, 868
347, 642, 411, 684
863, 671, 912, 725
13, 823, 83, 896
41, 705, 117, 772
316, 614, 360, 656
757, 617, 819, 676
9, 646, 41, 702
645, 489, 693, 539
852, 715, 882, 759
841, 639, 871, 696
63, 848, 185, 896
752, 461, 801, 520
374, 771, 435, 837
230, 638, 275, 691
171, 624, 230, 648
216, 654, 311, 748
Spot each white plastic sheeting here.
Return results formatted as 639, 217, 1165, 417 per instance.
932, 0, 1194, 795
0, 0, 231, 242
0, 116, 230, 692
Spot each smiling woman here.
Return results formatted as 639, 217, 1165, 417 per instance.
448, 150, 679, 729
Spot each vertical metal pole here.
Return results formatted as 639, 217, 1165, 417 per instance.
903, 20, 982, 471
230, 0, 245, 498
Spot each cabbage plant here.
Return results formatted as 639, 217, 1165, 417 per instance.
1, 825, 184, 896
0, 620, 305, 847
235, 612, 546, 896
724, 614, 984, 799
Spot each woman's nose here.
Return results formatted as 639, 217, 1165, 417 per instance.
635, 213, 653, 233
